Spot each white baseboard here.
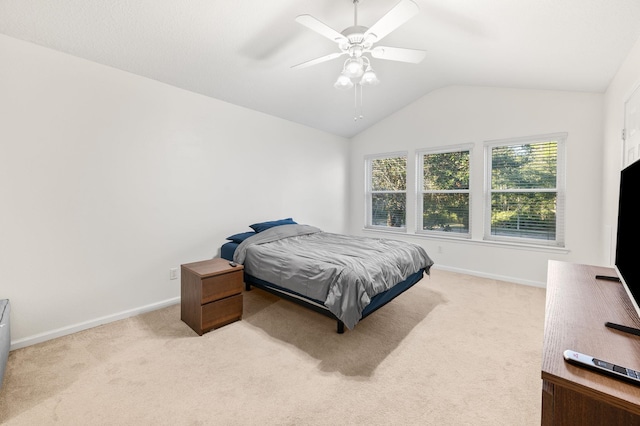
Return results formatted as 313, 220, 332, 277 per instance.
431, 264, 546, 288
10, 297, 180, 351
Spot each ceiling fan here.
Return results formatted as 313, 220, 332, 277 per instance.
292, 0, 426, 89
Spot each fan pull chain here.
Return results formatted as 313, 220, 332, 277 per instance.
359, 85, 364, 119
353, 84, 364, 121
354, 84, 358, 121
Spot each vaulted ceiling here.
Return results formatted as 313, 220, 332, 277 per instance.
2, 0, 640, 138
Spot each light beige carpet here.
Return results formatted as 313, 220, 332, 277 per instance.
0, 268, 546, 425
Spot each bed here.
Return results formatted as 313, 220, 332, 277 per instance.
221, 219, 434, 333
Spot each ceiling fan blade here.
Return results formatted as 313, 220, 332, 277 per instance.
291, 52, 345, 69
295, 15, 348, 44
364, 0, 420, 43
370, 46, 426, 63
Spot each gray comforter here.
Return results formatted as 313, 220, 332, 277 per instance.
233, 224, 434, 329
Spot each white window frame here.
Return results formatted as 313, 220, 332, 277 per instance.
364, 151, 408, 232
484, 133, 566, 247
416, 144, 473, 238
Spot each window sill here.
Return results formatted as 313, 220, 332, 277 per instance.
363, 226, 407, 235
361, 228, 570, 254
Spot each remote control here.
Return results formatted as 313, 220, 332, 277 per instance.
595, 274, 621, 282
229, 261, 238, 267
563, 349, 640, 386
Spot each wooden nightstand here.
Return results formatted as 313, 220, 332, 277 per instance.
180, 258, 243, 335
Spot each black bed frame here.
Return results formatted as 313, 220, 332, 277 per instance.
244, 273, 347, 333
243, 270, 425, 334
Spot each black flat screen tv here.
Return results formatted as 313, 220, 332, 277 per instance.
615, 159, 640, 318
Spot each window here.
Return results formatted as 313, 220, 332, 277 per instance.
365, 153, 407, 230
485, 133, 566, 246
417, 146, 471, 237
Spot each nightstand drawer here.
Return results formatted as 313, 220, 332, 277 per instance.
201, 271, 243, 304
201, 293, 243, 331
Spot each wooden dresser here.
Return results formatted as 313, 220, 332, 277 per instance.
181, 258, 243, 335
542, 260, 640, 425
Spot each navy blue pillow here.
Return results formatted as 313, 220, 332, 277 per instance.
225, 231, 257, 243
249, 218, 297, 233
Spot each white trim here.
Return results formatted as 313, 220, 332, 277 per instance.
623, 84, 640, 167
364, 150, 408, 161
430, 264, 546, 288
363, 226, 570, 254
361, 226, 407, 235
10, 297, 180, 351
415, 143, 475, 156
484, 132, 569, 148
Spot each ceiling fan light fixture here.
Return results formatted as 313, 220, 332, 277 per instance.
334, 72, 354, 90
360, 65, 380, 86
343, 58, 364, 78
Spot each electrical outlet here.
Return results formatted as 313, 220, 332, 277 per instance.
169, 268, 178, 280
437, 246, 443, 254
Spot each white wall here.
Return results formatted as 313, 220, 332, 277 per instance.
603, 35, 640, 265
0, 35, 348, 347
349, 86, 604, 286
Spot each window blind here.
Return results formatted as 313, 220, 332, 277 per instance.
486, 135, 565, 246
365, 153, 407, 229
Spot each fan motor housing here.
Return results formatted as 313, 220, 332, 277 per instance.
340, 25, 374, 51
341, 25, 368, 42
